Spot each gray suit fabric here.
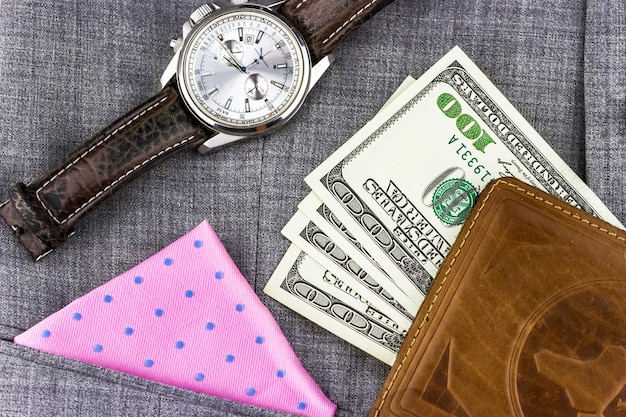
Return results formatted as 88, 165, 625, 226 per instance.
0, 0, 624, 416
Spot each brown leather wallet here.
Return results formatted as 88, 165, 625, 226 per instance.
369, 177, 626, 417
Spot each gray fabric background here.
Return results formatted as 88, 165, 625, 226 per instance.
0, 0, 624, 416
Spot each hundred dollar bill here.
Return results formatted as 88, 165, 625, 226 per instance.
281, 75, 421, 320
297, 192, 419, 314
305, 46, 622, 304
281, 209, 415, 329
264, 244, 406, 365
382, 76, 415, 110
277, 243, 409, 334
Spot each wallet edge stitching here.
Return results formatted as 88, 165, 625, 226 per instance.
371, 178, 626, 416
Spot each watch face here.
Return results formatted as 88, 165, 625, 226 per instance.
178, 6, 311, 135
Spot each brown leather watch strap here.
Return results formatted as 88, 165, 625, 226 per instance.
1, 81, 212, 260
281, 0, 396, 62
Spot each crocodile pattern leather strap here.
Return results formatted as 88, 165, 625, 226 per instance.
282, 0, 396, 62
2, 1, 394, 260
1, 81, 212, 260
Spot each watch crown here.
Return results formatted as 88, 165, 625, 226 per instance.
189, 4, 215, 26
170, 38, 183, 53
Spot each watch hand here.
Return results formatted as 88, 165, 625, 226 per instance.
224, 55, 244, 71
217, 41, 246, 73
247, 78, 260, 95
256, 47, 269, 67
245, 48, 273, 68
245, 57, 261, 68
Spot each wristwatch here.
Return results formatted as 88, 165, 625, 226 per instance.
1, 0, 395, 260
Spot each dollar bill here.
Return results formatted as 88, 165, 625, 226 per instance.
264, 244, 406, 365
305, 46, 622, 304
297, 192, 419, 313
281, 209, 415, 329
279, 75, 422, 322
382, 76, 415, 110
263, 76, 421, 362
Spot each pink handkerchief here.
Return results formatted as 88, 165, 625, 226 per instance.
15, 220, 336, 417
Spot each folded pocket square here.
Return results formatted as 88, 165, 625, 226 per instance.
15, 220, 336, 417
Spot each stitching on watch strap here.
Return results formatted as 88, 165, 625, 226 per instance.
295, 0, 308, 8
370, 178, 626, 416
58, 134, 198, 225
322, 0, 378, 45
35, 95, 172, 225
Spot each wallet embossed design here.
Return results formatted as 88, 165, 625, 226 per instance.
369, 178, 626, 417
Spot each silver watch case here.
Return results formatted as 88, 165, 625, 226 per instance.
160, 1, 333, 153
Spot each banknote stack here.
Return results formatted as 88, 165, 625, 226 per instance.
264, 46, 622, 365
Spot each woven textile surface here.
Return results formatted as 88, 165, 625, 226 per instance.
0, 0, 624, 416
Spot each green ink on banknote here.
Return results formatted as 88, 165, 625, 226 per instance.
432, 179, 478, 226
437, 92, 496, 153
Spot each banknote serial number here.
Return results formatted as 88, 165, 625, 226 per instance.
448, 135, 493, 182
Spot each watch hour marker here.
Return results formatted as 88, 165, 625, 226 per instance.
224, 97, 232, 110
271, 80, 285, 90
245, 98, 251, 112
238, 28, 243, 41
274, 63, 288, 69
218, 34, 224, 41
264, 99, 274, 110
255, 31, 264, 44
207, 85, 220, 96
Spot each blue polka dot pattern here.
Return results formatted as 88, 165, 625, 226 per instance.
14, 222, 335, 417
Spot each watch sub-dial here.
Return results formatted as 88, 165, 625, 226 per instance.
244, 73, 269, 100
220, 40, 244, 65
